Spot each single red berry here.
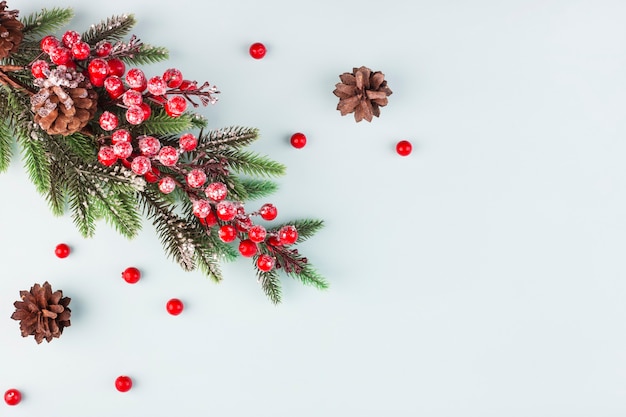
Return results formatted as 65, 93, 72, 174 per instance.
256, 254, 275, 272
99, 111, 119, 131
138, 136, 161, 157
238, 239, 258, 257
192, 199, 212, 219
267, 235, 282, 246
140, 102, 152, 121
115, 376, 133, 392
179, 133, 198, 151
107, 58, 126, 77
248, 225, 267, 243
126, 68, 147, 91
249, 42, 266, 59
98, 146, 118, 167
163, 68, 183, 88
158, 176, 176, 194
4, 389, 21, 406
158, 146, 179, 166
122, 267, 141, 284
40, 35, 60, 53
236, 217, 253, 233
49, 47, 73, 66
96, 41, 112, 57
166, 298, 184, 316
290, 132, 307, 149
54, 243, 70, 258
186, 169, 207, 188
216, 201, 237, 221
88, 58, 109, 78
279, 225, 298, 245
205, 182, 228, 201
31, 60, 50, 79
111, 129, 132, 144
125, 105, 145, 125
259, 203, 277, 221
164, 96, 187, 117
204, 210, 218, 227
131, 156, 151, 175
147, 76, 167, 96
71, 41, 90, 60
104, 76, 126, 99
62, 30, 81, 48
122, 90, 143, 107
89, 74, 106, 88
396, 140, 412, 156
218, 225, 237, 242
113, 141, 133, 159
144, 171, 159, 183
179, 80, 197, 91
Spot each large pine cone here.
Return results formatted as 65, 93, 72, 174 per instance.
31, 66, 98, 136
11, 282, 72, 344
333, 66, 393, 122
0, 1, 23, 59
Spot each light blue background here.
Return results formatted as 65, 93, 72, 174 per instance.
2, 0, 626, 415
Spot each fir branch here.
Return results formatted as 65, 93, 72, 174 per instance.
46, 160, 67, 216
270, 219, 324, 243
17, 135, 50, 193
202, 126, 259, 150
257, 269, 282, 304
21, 7, 74, 38
91, 188, 143, 239
0, 114, 12, 172
135, 110, 202, 136
286, 264, 328, 290
238, 178, 279, 200
215, 149, 285, 178
65, 169, 97, 237
81, 14, 137, 44
120, 44, 169, 65
64, 132, 97, 162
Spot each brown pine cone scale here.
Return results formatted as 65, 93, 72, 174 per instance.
0, 1, 23, 59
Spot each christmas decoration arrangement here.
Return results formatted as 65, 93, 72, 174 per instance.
333, 66, 393, 122
0, 3, 327, 304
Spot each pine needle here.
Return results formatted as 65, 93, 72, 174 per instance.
257, 270, 282, 304
21, 7, 74, 38
81, 14, 137, 44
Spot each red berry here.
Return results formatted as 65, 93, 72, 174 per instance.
125, 105, 145, 125
131, 156, 151, 175
158, 146, 179, 166
238, 239, 258, 257
89, 74, 106, 88
88, 58, 109, 78
54, 243, 70, 258
111, 129, 132, 144
279, 225, 298, 245
236, 217, 253, 232
96, 41, 112, 57
138, 136, 161, 157
203, 210, 218, 227
40, 35, 60, 54
104, 76, 125, 99
98, 146, 118, 167
216, 201, 237, 221
126, 68, 147, 91
122, 267, 141, 284
115, 375, 132, 392
113, 141, 133, 159
163, 68, 183, 88
248, 225, 267, 243
166, 298, 184, 316
147, 76, 167, 96
99, 111, 119, 131
31, 60, 50, 78
49, 47, 73, 65
256, 254, 275, 272
259, 203, 277, 221
267, 235, 282, 246
179, 133, 198, 151
249, 42, 266, 59
396, 140, 412, 156
140, 102, 152, 121
164, 96, 187, 117
144, 168, 159, 183
71, 41, 90, 60
186, 169, 207, 188
218, 225, 237, 242
158, 176, 176, 194
192, 199, 212, 219
107, 58, 126, 77
290, 132, 307, 149
179, 80, 197, 91
122, 90, 143, 107
205, 182, 228, 201
4, 389, 21, 406
62, 30, 81, 48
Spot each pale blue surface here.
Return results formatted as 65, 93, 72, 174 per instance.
2, 0, 626, 415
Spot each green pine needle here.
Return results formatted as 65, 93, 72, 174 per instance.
81, 14, 137, 44
258, 270, 282, 304
135, 109, 201, 136
218, 149, 286, 178
64, 133, 97, 162
18, 135, 51, 194
0, 118, 13, 172
287, 264, 328, 290
203, 126, 260, 150
46, 161, 67, 216
121, 44, 169, 65
238, 178, 279, 200
21, 7, 74, 38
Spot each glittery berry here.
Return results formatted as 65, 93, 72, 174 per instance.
163, 68, 183, 88
99, 111, 119, 131
54, 243, 70, 258
122, 267, 141, 284
238, 239, 258, 257
279, 225, 298, 245
166, 298, 184, 316
179, 133, 198, 151
49, 47, 73, 66
147, 76, 167, 96
31, 60, 49, 79
126, 68, 147, 91
396, 140, 412, 156
205, 182, 228, 201
192, 199, 212, 218
115, 375, 133, 392
107, 58, 126, 77
218, 225, 237, 242
62, 30, 81, 48
98, 146, 118, 167
40, 35, 60, 53
257, 254, 275, 272
88, 58, 109, 78
248, 225, 267, 243
111, 129, 132, 144
186, 169, 207, 188
122, 89, 143, 107
216, 201, 237, 221
96, 41, 112, 57
158, 176, 176, 194
4, 389, 21, 406
290, 132, 307, 149
113, 141, 133, 159
104, 76, 125, 99
131, 156, 151, 175
71, 41, 90, 60
165, 96, 187, 117
249, 42, 266, 59
137, 136, 160, 157
259, 203, 277, 221
158, 146, 179, 166
125, 105, 145, 125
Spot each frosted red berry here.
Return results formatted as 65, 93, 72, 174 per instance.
236, 217, 253, 232
4, 389, 21, 406
238, 239, 258, 257
147, 76, 167, 96
158, 176, 176, 194
88, 58, 109, 78
99, 111, 119, 131
107, 58, 126, 77
166, 298, 184, 316
179, 80, 197, 91
290, 132, 307, 149
186, 169, 207, 188
248, 225, 267, 243
203, 210, 218, 227
122, 89, 143, 107
205, 182, 228, 201
31, 60, 49, 78
131, 156, 151, 175
49, 47, 73, 65
98, 146, 118, 167
267, 235, 282, 246
216, 201, 237, 221
218, 225, 237, 242
96, 41, 112, 57
158, 146, 179, 166
125, 105, 145, 125
179, 133, 198, 151
115, 376, 132, 392
62, 30, 81, 48
71, 41, 90, 60
192, 199, 212, 218
122, 267, 141, 284
257, 254, 275, 272
113, 141, 133, 159
40, 35, 60, 53
163, 68, 183, 88
111, 129, 132, 144
104, 76, 125, 99
126, 68, 147, 91
249, 42, 266, 59
138, 136, 161, 157
165, 96, 187, 117
396, 140, 412, 156
279, 225, 298, 245
54, 243, 70, 258
259, 203, 277, 221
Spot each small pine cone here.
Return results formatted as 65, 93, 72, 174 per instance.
10, 282, 71, 344
0, 1, 23, 59
31, 66, 98, 136
333, 66, 393, 122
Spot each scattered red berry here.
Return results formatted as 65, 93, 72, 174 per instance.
163, 68, 183, 88
98, 146, 118, 167
203, 210, 218, 227
122, 89, 143, 107
257, 254, 275, 272
248, 225, 267, 243
4, 389, 21, 406
54, 243, 70, 258
290, 132, 307, 149
218, 225, 237, 242
122, 267, 141, 284
279, 225, 298, 245
259, 203, 277, 221
238, 239, 258, 257
166, 298, 184, 316
396, 140, 412, 156
249, 42, 266, 59
205, 182, 228, 201
179, 133, 198, 151
115, 376, 132, 392
140, 102, 152, 121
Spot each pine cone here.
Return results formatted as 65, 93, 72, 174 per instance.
11, 282, 71, 344
0, 2, 23, 59
31, 66, 98, 136
333, 66, 393, 122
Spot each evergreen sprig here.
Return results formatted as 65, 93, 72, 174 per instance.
81, 14, 136, 44
21, 7, 73, 37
